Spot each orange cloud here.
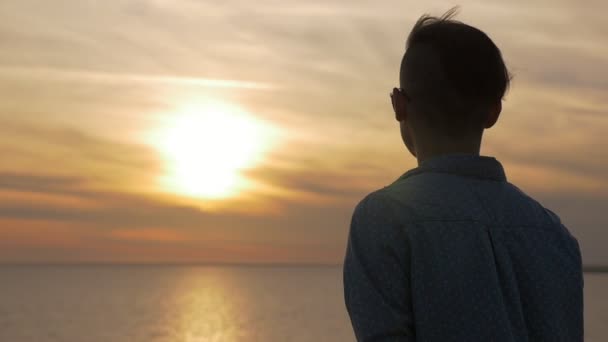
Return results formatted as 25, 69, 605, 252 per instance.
109, 228, 189, 243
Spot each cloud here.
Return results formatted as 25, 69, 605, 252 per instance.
0, 66, 275, 90
0, 120, 161, 193
0, 169, 355, 263
0, 0, 607, 264
0, 172, 85, 196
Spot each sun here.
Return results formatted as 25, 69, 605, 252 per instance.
150, 101, 275, 200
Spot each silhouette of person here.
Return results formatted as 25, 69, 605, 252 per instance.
343, 8, 584, 342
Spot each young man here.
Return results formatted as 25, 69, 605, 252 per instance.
343, 9, 584, 342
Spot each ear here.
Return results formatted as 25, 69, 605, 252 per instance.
393, 88, 408, 122
484, 100, 502, 129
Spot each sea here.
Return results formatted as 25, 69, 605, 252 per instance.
0, 265, 605, 342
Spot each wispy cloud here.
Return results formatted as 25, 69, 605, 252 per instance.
0, 66, 275, 89
0, 0, 607, 264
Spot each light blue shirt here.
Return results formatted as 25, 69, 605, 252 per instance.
343, 154, 584, 341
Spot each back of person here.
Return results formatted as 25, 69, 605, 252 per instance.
342, 8, 584, 342
382, 154, 583, 341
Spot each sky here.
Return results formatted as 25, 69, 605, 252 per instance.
0, 0, 606, 265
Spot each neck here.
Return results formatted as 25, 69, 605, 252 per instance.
414, 137, 482, 166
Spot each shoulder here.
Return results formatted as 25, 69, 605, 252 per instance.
350, 188, 410, 239
353, 188, 398, 219
348, 189, 411, 254
508, 182, 566, 225
353, 174, 434, 225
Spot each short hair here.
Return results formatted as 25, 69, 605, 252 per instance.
400, 8, 511, 137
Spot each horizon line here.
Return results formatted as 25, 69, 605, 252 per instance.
0, 262, 607, 272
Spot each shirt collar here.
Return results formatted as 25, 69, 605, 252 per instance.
396, 153, 507, 182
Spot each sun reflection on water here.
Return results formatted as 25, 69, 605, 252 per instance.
169, 267, 253, 342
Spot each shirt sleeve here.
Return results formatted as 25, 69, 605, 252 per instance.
343, 192, 414, 341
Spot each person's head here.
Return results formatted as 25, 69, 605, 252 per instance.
391, 8, 511, 160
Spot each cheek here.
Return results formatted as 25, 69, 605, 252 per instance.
400, 123, 417, 156
400, 122, 411, 143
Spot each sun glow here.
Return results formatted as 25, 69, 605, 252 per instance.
151, 101, 275, 200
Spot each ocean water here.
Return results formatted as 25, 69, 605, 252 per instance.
0, 266, 605, 342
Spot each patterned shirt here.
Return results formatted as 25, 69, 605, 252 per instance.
343, 154, 584, 342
